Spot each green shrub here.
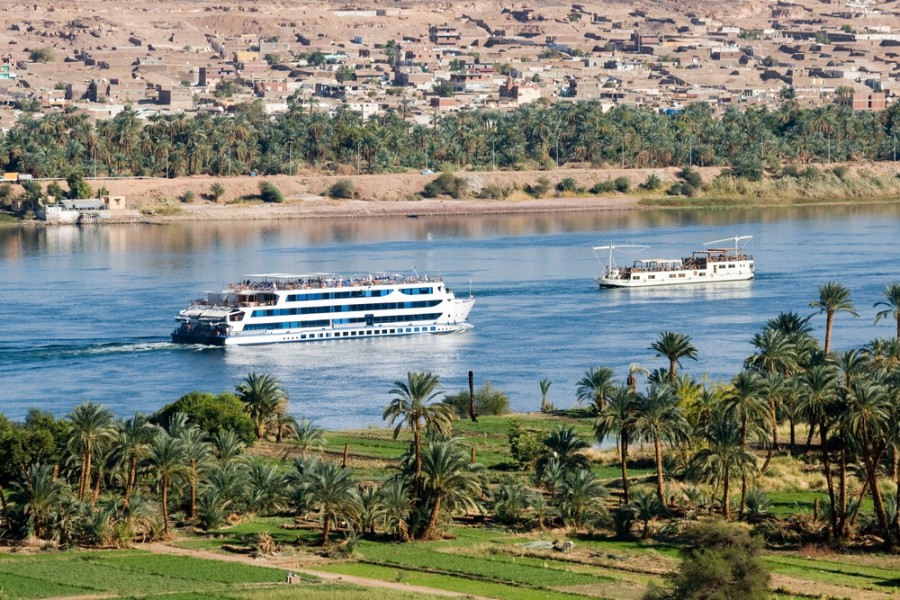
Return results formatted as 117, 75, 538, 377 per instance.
66, 173, 93, 199
590, 179, 616, 194
179, 190, 196, 203
640, 174, 661, 191
831, 165, 850, 180
423, 173, 467, 198
258, 181, 284, 203
524, 176, 552, 198
444, 381, 511, 417
29, 47, 54, 63
507, 419, 543, 468
555, 177, 581, 193
800, 166, 822, 182
327, 179, 356, 199
645, 521, 770, 600
154, 391, 256, 445
613, 176, 631, 193
677, 167, 703, 188
475, 184, 511, 199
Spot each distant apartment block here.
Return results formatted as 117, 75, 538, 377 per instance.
157, 87, 194, 109
838, 91, 887, 111
0, 54, 15, 80
429, 25, 461, 46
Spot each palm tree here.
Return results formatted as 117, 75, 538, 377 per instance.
576, 367, 616, 412
627, 488, 664, 539
112, 412, 158, 503
746, 328, 799, 450
211, 430, 245, 465
594, 385, 637, 503
631, 385, 689, 505
304, 460, 360, 545
293, 417, 326, 459
178, 424, 212, 521
209, 181, 226, 203
809, 281, 859, 356
418, 439, 484, 540
377, 479, 413, 541
539, 379, 552, 412
626, 363, 650, 394
246, 462, 286, 514
537, 425, 591, 478
797, 364, 840, 536
556, 468, 607, 531
145, 433, 188, 536
842, 378, 895, 548
13, 463, 65, 539
649, 331, 698, 384
382, 371, 456, 481
724, 371, 770, 516
691, 406, 757, 520
873, 282, 900, 339
236, 373, 288, 440
67, 401, 116, 502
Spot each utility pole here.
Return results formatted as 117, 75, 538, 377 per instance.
357, 141, 361, 174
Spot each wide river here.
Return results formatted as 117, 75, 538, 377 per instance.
2, 204, 899, 429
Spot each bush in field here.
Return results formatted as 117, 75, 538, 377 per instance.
614, 176, 631, 193
640, 174, 662, 191
644, 521, 770, 600
555, 177, 582, 193
179, 190, 196, 203
475, 184, 512, 199
327, 179, 357, 199
258, 181, 284, 203
154, 391, 256, 445
524, 176, 552, 198
423, 173, 467, 198
444, 381, 511, 417
677, 167, 703, 189
507, 419, 543, 468
29, 47, 54, 63
590, 179, 616, 194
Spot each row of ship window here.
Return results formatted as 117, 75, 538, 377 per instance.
242, 312, 443, 331
285, 287, 434, 302
278, 325, 439, 341
252, 300, 441, 318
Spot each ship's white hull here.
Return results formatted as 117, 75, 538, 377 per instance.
173, 276, 474, 346
598, 266, 754, 288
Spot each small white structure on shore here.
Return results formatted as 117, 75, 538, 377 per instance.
38, 196, 127, 223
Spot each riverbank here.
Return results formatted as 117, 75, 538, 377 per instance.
7, 161, 900, 224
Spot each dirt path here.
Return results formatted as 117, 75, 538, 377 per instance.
136, 541, 495, 600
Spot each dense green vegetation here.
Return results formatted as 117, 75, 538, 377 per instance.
1, 100, 899, 181
1, 281, 900, 598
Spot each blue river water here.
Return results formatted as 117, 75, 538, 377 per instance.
1, 204, 899, 429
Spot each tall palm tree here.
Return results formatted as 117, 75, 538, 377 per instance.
235, 373, 288, 440
631, 385, 689, 505
873, 282, 900, 339
649, 331, 698, 384
145, 433, 187, 536
178, 424, 212, 522
809, 281, 859, 356
842, 378, 895, 548
746, 328, 799, 450
576, 367, 616, 412
383, 371, 456, 481
418, 439, 484, 540
67, 401, 116, 502
112, 412, 158, 503
797, 364, 840, 536
691, 406, 757, 520
594, 385, 637, 503
724, 370, 770, 516
626, 363, 650, 394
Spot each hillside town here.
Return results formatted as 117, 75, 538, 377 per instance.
0, 0, 897, 129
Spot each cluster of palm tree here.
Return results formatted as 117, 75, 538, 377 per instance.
1, 99, 898, 180
588, 281, 900, 549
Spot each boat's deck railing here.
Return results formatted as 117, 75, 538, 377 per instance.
227, 274, 443, 293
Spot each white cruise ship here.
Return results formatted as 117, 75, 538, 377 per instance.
595, 236, 754, 288
172, 272, 474, 346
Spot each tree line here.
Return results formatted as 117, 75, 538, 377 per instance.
0, 280, 898, 554
1, 99, 899, 182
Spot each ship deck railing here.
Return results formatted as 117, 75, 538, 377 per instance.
227, 273, 443, 293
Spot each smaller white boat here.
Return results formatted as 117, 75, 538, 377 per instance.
594, 236, 755, 288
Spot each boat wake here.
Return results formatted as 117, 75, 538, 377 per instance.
0, 340, 218, 365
